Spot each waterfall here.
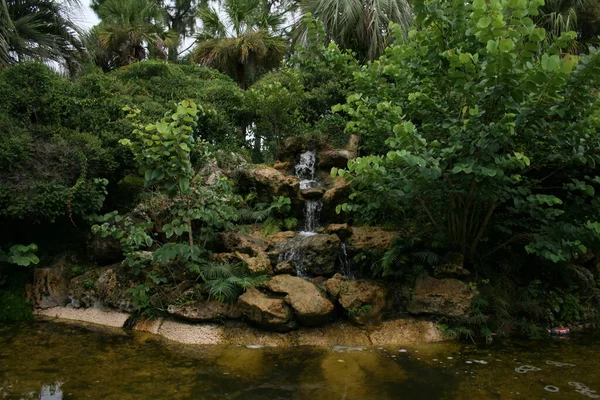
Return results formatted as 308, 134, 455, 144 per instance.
295, 150, 316, 183
339, 242, 355, 278
295, 150, 322, 234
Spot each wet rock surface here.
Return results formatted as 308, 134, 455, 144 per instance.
277, 234, 341, 276
274, 261, 296, 275
300, 186, 326, 199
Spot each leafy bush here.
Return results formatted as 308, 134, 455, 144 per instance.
334, 0, 600, 267
92, 100, 260, 313
330, 0, 600, 338
249, 17, 359, 161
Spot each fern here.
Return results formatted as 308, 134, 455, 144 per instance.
412, 250, 444, 266
283, 217, 298, 230
261, 217, 281, 236
198, 261, 269, 303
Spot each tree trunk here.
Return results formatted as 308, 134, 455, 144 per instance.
253, 133, 263, 163
236, 63, 246, 89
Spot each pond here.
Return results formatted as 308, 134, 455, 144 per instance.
0, 322, 599, 399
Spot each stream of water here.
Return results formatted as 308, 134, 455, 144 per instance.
1, 322, 599, 399
295, 151, 322, 235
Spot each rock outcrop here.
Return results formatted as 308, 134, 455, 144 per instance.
70, 266, 136, 313
406, 276, 474, 318
325, 274, 389, 325
274, 261, 296, 275
234, 251, 272, 274
221, 231, 268, 256
88, 236, 123, 264
277, 234, 341, 276
300, 186, 326, 199
318, 134, 360, 169
167, 301, 241, 322
347, 227, 398, 252
238, 288, 297, 332
265, 274, 336, 326
322, 177, 352, 222
29, 266, 70, 309
238, 166, 299, 199
323, 223, 353, 239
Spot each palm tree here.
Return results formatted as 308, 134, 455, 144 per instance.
536, 0, 600, 51
293, 0, 413, 61
94, 0, 175, 67
93, 0, 204, 62
159, 0, 203, 61
190, 0, 287, 89
0, 0, 85, 72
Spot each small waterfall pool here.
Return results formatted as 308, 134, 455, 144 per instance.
2, 321, 599, 399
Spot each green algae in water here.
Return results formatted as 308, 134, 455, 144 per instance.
1, 322, 599, 399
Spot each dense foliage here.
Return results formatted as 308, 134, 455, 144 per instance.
92, 100, 266, 312
333, 0, 600, 338
0, 0, 598, 337
0, 61, 244, 230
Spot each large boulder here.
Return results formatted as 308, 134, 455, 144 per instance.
238, 288, 297, 332
234, 251, 273, 274
325, 274, 389, 325
406, 276, 475, 318
345, 134, 360, 153
221, 231, 268, 256
277, 234, 341, 276
274, 261, 296, 275
167, 301, 241, 322
347, 227, 398, 252
318, 134, 360, 169
322, 177, 351, 206
265, 274, 336, 326
300, 186, 326, 199
323, 223, 353, 239
318, 149, 356, 169
29, 266, 70, 309
238, 166, 299, 199
69, 266, 136, 312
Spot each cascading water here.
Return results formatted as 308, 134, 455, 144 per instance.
278, 150, 324, 277
295, 150, 322, 235
339, 242, 354, 278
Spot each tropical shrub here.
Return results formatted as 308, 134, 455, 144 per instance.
332, 0, 600, 337
334, 0, 600, 265
0, 61, 246, 259
249, 17, 359, 161
92, 100, 266, 312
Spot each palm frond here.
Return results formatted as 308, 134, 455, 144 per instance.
294, 0, 413, 60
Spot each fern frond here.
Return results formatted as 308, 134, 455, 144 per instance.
412, 250, 444, 266
261, 218, 281, 236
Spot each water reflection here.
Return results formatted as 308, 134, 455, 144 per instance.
0, 322, 599, 399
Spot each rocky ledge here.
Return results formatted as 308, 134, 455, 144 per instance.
36, 306, 444, 346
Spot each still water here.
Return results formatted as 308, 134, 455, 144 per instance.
0, 322, 599, 399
